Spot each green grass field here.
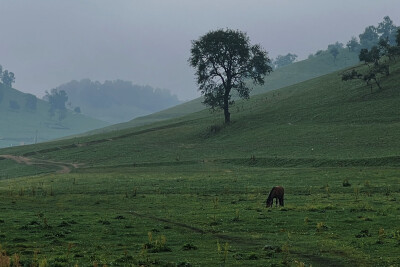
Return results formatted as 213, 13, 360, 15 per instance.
0, 58, 399, 266
0, 165, 399, 266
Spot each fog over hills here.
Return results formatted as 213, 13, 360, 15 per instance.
54, 79, 181, 123
1, 0, 399, 101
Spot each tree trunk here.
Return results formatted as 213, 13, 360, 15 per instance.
224, 105, 230, 123
223, 88, 231, 124
374, 78, 382, 91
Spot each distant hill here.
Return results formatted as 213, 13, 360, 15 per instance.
251, 47, 359, 94
55, 79, 181, 123
0, 83, 109, 148
89, 48, 359, 134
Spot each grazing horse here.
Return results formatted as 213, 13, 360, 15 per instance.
266, 186, 284, 207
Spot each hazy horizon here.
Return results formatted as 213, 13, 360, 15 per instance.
1, 0, 399, 101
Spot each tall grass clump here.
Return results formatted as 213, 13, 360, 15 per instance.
377, 228, 385, 244
354, 186, 360, 200
324, 184, 330, 197
143, 232, 171, 253
217, 241, 229, 265
213, 197, 219, 209
281, 242, 290, 265
0, 247, 10, 267
316, 222, 328, 232
232, 209, 240, 222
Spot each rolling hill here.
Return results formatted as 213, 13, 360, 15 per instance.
0, 57, 399, 266
1, 55, 398, 176
0, 83, 109, 148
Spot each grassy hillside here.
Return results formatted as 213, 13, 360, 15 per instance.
4, 55, 397, 170
0, 84, 109, 148
0, 59, 399, 266
94, 48, 359, 133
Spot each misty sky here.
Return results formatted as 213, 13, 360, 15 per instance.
1, 0, 399, 101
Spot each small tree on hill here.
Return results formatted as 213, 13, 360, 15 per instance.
1, 70, 15, 87
342, 64, 388, 92
328, 42, 343, 63
343, 46, 390, 92
45, 89, 68, 121
329, 47, 339, 63
189, 29, 272, 123
359, 46, 380, 65
273, 53, 297, 69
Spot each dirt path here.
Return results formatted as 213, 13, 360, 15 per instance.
0, 154, 81, 174
129, 211, 359, 266
129, 210, 258, 245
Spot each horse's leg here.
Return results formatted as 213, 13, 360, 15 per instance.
279, 197, 284, 207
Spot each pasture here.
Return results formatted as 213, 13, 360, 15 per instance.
0, 57, 400, 266
0, 163, 399, 266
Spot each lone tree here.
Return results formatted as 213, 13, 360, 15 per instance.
189, 29, 272, 123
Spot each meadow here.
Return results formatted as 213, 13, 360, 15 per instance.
0, 163, 399, 266
0, 59, 399, 266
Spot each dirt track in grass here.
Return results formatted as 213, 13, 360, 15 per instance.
0, 154, 81, 173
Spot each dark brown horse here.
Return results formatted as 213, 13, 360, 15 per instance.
266, 186, 284, 207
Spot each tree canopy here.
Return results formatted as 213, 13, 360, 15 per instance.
377, 16, 398, 46
359, 26, 379, 50
0, 67, 16, 88
273, 53, 297, 69
189, 29, 272, 123
357, 16, 398, 51
329, 46, 339, 62
346, 37, 360, 52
